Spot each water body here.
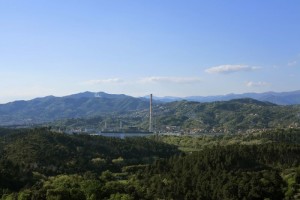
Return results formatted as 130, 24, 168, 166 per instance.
96, 132, 154, 139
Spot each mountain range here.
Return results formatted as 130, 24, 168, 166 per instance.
0, 92, 149, 125
52, 98, 300, 133
1, 90, 300, 126
155, 90, 300, 105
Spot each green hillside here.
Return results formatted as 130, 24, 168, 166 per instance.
0, 92, 149, 125
51, 98, 300, 133
0, 128, 179, 175
1, 128, 300, 199
153, 99, 300, 132
140, 142, 300, 200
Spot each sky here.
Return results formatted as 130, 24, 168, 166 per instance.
0, 0, 300, 103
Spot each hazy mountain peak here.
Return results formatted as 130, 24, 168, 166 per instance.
0, 91, 149, 125
65, 91, 96, 99
156, 90, 300, 105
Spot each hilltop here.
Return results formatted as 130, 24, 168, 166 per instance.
1, 91, 300, 133
0, 92, 150, 125
0, 128, 300, 199
156, 90, 300, 105
50, 98, 300, 134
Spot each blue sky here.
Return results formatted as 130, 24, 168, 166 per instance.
0, 0, 300, 103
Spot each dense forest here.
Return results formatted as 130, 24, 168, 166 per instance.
2, 97, 300, 134
0, 92, 150, 125
141, 143, 300, 199
0, 128, 179, 199
1, 128, 300, 199
49, 99, 300, 134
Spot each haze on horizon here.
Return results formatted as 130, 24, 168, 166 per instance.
1, 0, 300, 103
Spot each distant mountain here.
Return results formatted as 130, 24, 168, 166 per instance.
52, 98, 300, 133
150, 98, 300, 133
2, 90, 300, 127
0, 92, 150, 125
156, 90, 300, 105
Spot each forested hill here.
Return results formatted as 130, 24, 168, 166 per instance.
0, 92, 150, 125
0, 128, 181, 199
1, 128, 300, 199
53, 98, 300, 133
153, 98, 300, 132
0, 128, 179, 176
2, 92, 300, 133
141, 142, 300, 200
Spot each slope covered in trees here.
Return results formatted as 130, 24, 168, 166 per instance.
51, 98, 300, 133
1, 128, 300, 199
153, 99, 300, 132
0, 128, 179, 175
0, 128, 179, 199
0, 92, 150, 125
140, 143, 300, 199
138, 129, 300, 199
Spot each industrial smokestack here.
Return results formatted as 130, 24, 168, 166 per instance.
149, 94, 153, 132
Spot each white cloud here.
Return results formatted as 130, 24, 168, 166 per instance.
288, 60, 297, 66
246, 81, 270, 87
139, 76, 202, 84
82, 78, 123, 85
205, 64, 259, 74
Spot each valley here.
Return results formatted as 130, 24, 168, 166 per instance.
1, 92, 300, 199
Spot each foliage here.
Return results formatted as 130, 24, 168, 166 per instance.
1, 128, 300, 199
153, 99, 300, 133
0, 92, 150, 125
0, 128, 179, 199
50, 99, 300, 133
139, 143, 300, 199
160, 128, 300, 151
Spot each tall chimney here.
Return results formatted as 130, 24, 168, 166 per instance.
149, 94, 153, 132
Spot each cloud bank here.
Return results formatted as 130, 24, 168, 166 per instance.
288, 61, 297, 66
246, 81, 270, 87
82, 78, 123, 85
139, 76, 202, 84
205, 65, 259, 74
